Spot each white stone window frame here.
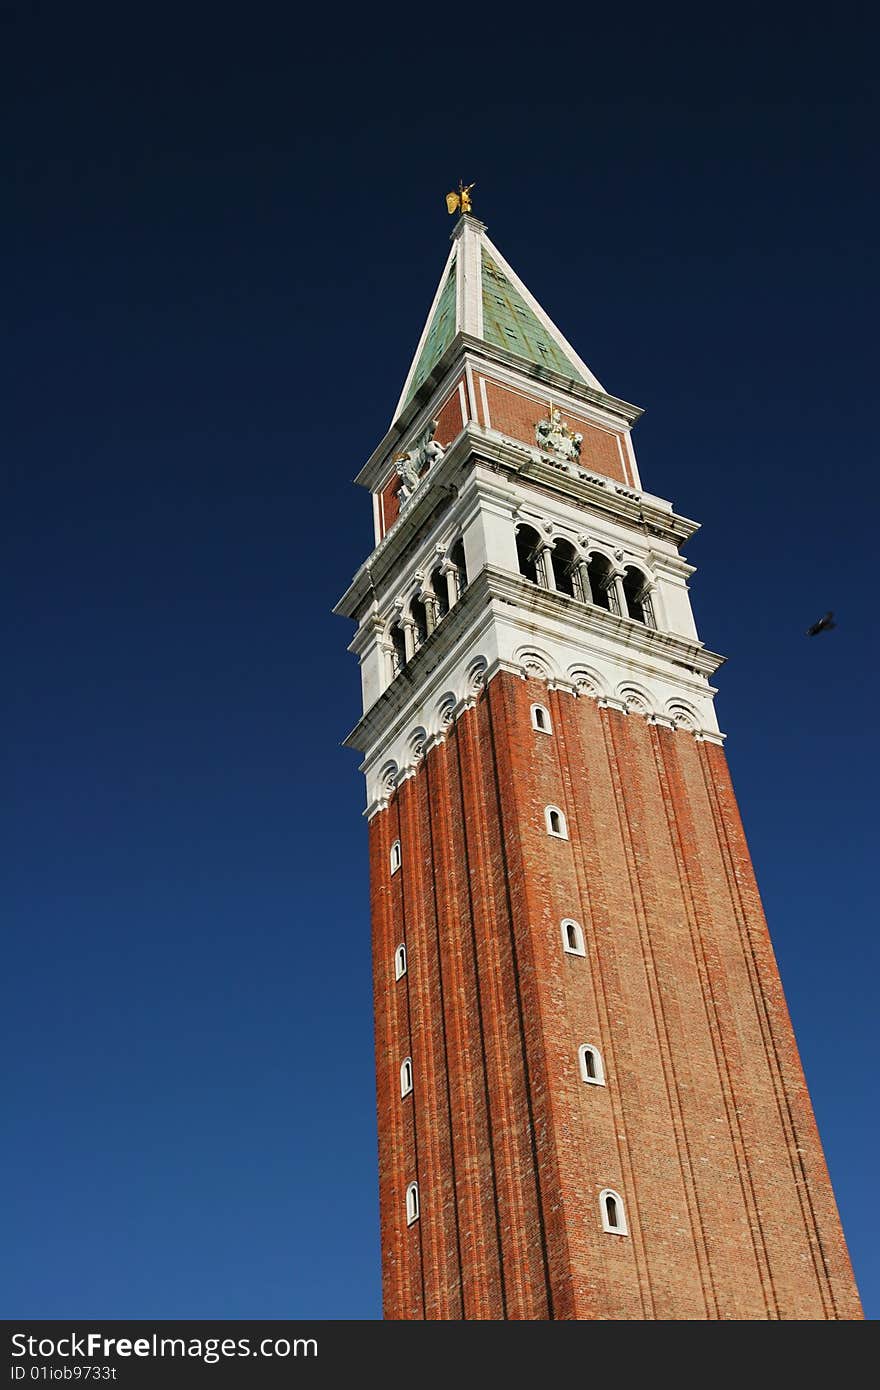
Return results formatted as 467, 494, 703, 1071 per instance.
545, 805, 568, 839
400, 1057, 413, 1098
531, 703, 552, 735
600, 1187, 628, 1236
394, 943, 407, 981
561, 918, 585, 957
390, 839, 402, 875
578, 1044, 606, 1087
406, 1181, 420, 1226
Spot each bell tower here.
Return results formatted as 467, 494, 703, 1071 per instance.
335, 211, 862, 1320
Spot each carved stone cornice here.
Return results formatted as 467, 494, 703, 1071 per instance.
470, 431, 699, 546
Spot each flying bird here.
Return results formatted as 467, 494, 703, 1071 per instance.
806, 611, 836, 636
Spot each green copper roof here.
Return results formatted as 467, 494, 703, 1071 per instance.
404, 259, 457, 405
481, 251, 584, 382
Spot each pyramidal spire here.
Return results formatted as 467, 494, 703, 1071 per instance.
393, 213, 605, 422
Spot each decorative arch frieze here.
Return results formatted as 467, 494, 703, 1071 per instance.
514, 645, 556, 682
568, 665, 607, 700
375, 760, 399, 808
666, 700, 699, 732
408, 727, 427, 765
436, 692, 457, 730
465, 655, 487, 695
617, 683, 654, 717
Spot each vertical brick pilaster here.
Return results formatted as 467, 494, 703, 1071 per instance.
369, 800, 424, 1319
395, 772, 461, 1318
426, 732, 504, 1318
456, 696, 551, 1318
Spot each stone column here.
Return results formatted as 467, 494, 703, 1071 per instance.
536, 542, 555, 590
441, 556, 460, 608
577, 560, 593, 604
420, 589, 440, 634
610, 572, 626, 617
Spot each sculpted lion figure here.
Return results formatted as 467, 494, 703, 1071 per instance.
395, 420, 445, 504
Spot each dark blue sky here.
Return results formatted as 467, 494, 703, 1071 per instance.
3, 4, 877, 1319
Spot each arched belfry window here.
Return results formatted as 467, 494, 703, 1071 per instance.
430, 566, 450, 619
394, 944, 407, 980
390, 622, 407, 675
449, 538, 468, 594
410, 594, 429, 648
586, 553, 615, 612
515, 524, 542, 584
531, 703, 552, 735
561, 919, 585, 956
545, 806, 568, 839
400, 1057, 413, 1098
578, 1044, 606, 1086
550, 538, 580, 598
600, 1188, 628, 1235
406, 1181, 420, 1225
622, 566, 655, 627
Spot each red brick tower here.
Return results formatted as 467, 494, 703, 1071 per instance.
335, 212, 862, 1319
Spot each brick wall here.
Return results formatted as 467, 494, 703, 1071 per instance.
367, 671, 862, 1320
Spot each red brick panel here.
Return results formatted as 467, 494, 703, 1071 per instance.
457, 698, 551, 1318
602, 709, 750, 1317
424, 733, 505, 1318
433, 378, 467, 447
368, 800, 423, 1319
481, 380, 628, 485
396, 773, 462, 1318
555, 690, 700, 1317
486, 676, 593, 1318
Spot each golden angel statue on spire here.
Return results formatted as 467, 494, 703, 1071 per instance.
445, 181, 475, 216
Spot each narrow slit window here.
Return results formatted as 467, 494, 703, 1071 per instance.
561, 919, 585, 957
394, 944, 407, 980
545, 806, 568, 839
390, 840, 402, 875
406, 1181, 420, 1225
600, 1188, 627, 1235
531, 704, 552, 735
400, 1057, 413, 1098
578, 1044, 606, 1086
